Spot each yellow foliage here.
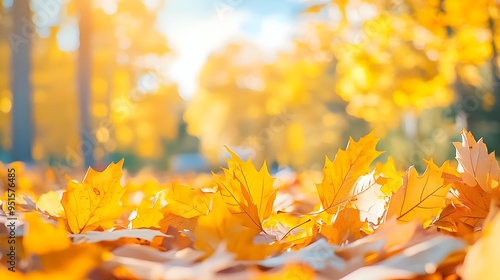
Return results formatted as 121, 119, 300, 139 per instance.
387, 159, 449, 224
23, 213, 71, 255
316, 131, 383, 214
215, 148, 276, 231
1, 116, 500, 278
62, 159, 126, 233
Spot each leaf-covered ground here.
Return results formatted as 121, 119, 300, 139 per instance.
1, 130, 499, 279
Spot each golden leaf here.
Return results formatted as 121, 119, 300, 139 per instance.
387, 159, 450, 224
316, 131, 383, 214
23, 213, 71, 255
61, 159, 126, 233
376, 156, 402, 195
320, 207, 367, 245
193, 192, 281, 259
215, 148, 276, 231
36, 190, 66, 218
130, 197, 163, 229
162, 182, 214, 219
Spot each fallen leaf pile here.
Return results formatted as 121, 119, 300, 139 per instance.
1, 129, 499, 279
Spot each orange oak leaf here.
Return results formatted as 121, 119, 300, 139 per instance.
62, 159, 127, 234
215, 148, 276, 231
387, 159, 450, 224
453, 129, 500, 192
316, 131, 383, 214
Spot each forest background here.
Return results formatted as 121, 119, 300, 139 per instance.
1, 0, 499, 176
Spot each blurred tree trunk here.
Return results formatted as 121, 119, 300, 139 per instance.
10, 0, 33, 162
488, 16, 500, 153
489, 16, 500, 115
77, 0, 94, 168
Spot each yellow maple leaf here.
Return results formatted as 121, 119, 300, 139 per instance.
36, 190, 66, 218
194, 194, 239, 255
23, 213, 71, 255
61, 159, 127, 233
130, 196, 163, 229
121, 179, 169, 208
376, 156, 402, 195
316, 131, 383, 214
195, 193, 281, 260
215, 148, 276, 231
193, 194, 243, 251
387, 159, 450, 224
453, 129, 500, 192
162, 182, 214, 219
